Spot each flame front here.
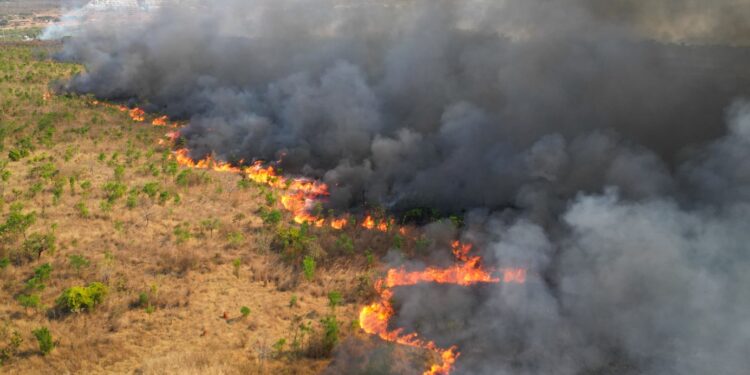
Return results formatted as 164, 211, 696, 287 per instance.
83, 102, 526, 374
359, 241, 526, 374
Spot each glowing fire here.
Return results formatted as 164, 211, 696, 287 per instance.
78, 99, 526, 373
129, 108, 146, 122
152, 115, 169, 126
359, 241, 526, 374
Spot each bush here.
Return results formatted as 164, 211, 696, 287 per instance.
56, 282, 108, 313
25, 263, 52, 290
0, 327, 22, 365
0, 205, 36, 241
142, 182, 160, 198
273, 225, 315, 261
19, 233, 55, 262
103, 181, 127, 202
336, 234, 354, 254
327, 291, 342, 309
320, 316, 339, 355
17, 294, 41, 309
173, 224, 191, 244
32, 327, 54, 355
74, 201, 89, 218
302, 256, 316, 281
232, 258, 241, 278
8, 148, 29, 162
261, 209, 282, 225
240, 306, 251, 318
226, 231, 244, 248
68, 254, 90, 274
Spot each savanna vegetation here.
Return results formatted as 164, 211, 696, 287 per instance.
0, 34, 446, 375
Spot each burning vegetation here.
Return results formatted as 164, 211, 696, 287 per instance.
8, 0, 750, 374
108, 104, 529, 374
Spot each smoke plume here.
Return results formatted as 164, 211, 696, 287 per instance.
48, 1, 750, 374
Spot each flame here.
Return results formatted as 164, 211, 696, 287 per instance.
359, 241, 526, 374
129, 108, 146, 122
80, 100, 527, 374
362, 215, 391, 232
42, 91, 52, 101
152, 115, 169, 126
330, 217, 348, 230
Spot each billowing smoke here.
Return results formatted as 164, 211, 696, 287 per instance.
48, 1, 750, 374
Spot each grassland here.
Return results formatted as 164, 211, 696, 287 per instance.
0, 40, 437, 374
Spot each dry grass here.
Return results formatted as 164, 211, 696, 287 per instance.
0, 42, 379, 374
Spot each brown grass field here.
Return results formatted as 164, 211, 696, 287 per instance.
0, 39, 431, 374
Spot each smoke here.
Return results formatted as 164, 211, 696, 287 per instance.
47, 0, 750, 374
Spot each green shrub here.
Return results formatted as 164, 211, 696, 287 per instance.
0, 327, 22, 365
302, 256, 316, 281
265, 192, 276, 206
17, 294, 41, 309
0, 205, 36, 241
319, 316, 339, 355
273, 225, 315, 261
232, 258, 241, 278
7, 148, 28, 162
25, 263, 52, 290
99, 200, 113, 214
336, 234, 354, 254
261, 209, 282, 225
31, 327, 54, 355
237, 178, 252, 190
20, 233, 55, 261
56, 282, 108, 313
103, 181, 127, 202
126, 190, 138, 209
68, 254, 90, 274
113, 165, 125, 181
173, 224, 192, 244
327, 291, 342, 309
240, 306, 251, 318
74, 201, 89, 218
226, 231, 244, 248
142, 182, 160, 198
272, 338, 286, 357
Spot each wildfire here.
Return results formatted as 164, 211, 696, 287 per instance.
359, 241, 526, 374
73, 98, 527, 373
152, 115, 169, 126
361, 215, 392, 232
129, 107, 146, 122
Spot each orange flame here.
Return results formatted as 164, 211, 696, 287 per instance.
359, 241, 526, 374
129, 108, 146, 122
152, 115, 169, 126
89, 102, 526, 374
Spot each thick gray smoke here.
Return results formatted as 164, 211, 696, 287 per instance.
49, 1, 750, 374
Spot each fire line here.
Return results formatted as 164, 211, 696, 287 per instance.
91, 101, 528, 374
